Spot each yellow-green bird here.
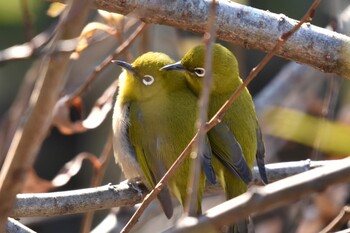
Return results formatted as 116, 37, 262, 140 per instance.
112, 52, 219, 218
161, 43, 268, 231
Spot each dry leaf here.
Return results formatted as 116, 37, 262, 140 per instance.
98, 10, 125, 26
52, 152, 101, 187
52, 96, 86, 135
47, 2, 66, 18
83, 79, 118, 129
71, 22, 116, 59
53, 80, 117, 134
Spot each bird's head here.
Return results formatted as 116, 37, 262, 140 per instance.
161, 43, 241, 95
114, 52, 183, 102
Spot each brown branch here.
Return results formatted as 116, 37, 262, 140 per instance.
80, 133, 114, 233
119, 1, 321, 232
0, 0, 92, 230
185, 0, 218, 217
207, 0, 321, 127
319, 206, 350, 233
68, 22, 148, 102
20, 0, 35, 41
0, 60, 40, 164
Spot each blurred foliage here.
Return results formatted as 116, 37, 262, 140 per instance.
262, 107, 350, 156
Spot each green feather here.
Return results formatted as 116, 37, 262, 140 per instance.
162, 43, 268, 232
113, 52, 215, 218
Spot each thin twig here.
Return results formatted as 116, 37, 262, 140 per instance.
68, 22, 148, 102
20, 0, 35, 41
206, 0, 321, 128
119, 1, 321, 232
185, 0, 217, 216
80, 133, 113, 233
0, 0, 92, 230
319, 206, 350, 233
0, 60, 40, 164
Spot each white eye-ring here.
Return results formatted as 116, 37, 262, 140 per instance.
142, 75, 154, 86
194, 67, 206, 77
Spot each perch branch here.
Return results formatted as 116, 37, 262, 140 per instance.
165, 157, 350, 233
6, 218, 36, 233
11, 160, 337, 218
49, 0, 350, 78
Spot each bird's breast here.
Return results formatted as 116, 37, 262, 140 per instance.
112, 101, 142, 179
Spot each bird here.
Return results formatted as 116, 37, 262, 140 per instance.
161, 43, 268, 232
112, 51, 217, 218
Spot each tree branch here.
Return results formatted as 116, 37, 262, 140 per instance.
6, 218, 36, 233
49, 0, 350, 78
165, 157, 350, 233
10, 160, 339, 218
0, 0, 91, 230
12, 181, 145, 218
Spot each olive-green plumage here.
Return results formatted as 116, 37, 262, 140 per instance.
162, 44, 268, 232
112, 52, 215, 219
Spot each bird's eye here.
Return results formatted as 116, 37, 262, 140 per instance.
142, 75, 154, 86
194, 67, 206, 77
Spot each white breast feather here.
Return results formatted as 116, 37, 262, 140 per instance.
112, 99, 142, 179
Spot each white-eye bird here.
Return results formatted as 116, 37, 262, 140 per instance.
161, 43, 268, 232
112, 52, 218, 218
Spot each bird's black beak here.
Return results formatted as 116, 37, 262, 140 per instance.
160, 61, 185, 71
112, 60, 136, 75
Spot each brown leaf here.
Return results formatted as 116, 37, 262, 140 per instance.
71, 22, 116, 59
82, 79, 118, 129
52, 95, 86, 135
98, 10, 125, 26
52, 79, 118, 134
52, 152, 101, 187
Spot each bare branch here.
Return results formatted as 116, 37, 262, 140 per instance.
49, 0, 350, 78
0, 0, 91, 230
10, 160, 338, 218
6, 218, 36, 233
20, 0, 35, 41
67, 22, 148, 102
185, 0, 218, 217
319, 206, 350, 233
165, 157, 350, 233
12, 181, 145, 218
80, 133, 114, 233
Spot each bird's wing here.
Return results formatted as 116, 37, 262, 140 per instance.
201, 138, 216, 184
128, 103, 174, 219
208, 122, 252, 184
256, 124, 268, 184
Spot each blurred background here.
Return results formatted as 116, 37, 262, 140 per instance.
1, 0, 350, 232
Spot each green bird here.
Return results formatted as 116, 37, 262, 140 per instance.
161, 43, 268, 231
112, 52, 219, 218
